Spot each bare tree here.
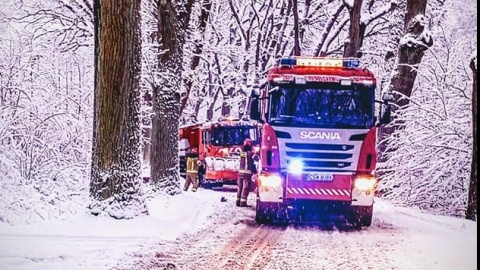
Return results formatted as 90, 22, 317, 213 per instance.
89, 0, 144, 218
343, 0, 363, 57
377, 0, 433, 161
150, 0, 194, 194
291, 0, 301, 56
313, 4, 346, 57
11, 0, 94, 52
466, 52, 477, 221
376, 0, 475, 216
386, 0, 433, 108
180, 0, 213, 115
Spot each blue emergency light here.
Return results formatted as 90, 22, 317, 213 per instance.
343, 58, 360, 68
279, 57, 296, 66
279, 57, 360, 68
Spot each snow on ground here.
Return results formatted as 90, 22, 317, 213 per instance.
0, 180, 226, 270
0, 180, 476, 270
373, 200, 477, 270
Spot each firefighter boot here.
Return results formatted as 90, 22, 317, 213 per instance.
239, 202, 251, 207
239, 198, 249, 207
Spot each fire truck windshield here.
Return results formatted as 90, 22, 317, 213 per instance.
268, 84, 375, 128
211, 126, 258, 146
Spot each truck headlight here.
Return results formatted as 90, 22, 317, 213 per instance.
354, 176, 377, 191
288, 159, 303, 175
258, 174, 282, 187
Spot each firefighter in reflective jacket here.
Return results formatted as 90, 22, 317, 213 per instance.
237, 138, 257, 207
184, 148, 200, 192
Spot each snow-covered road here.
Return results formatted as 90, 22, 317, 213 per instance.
112, 187, 477, 270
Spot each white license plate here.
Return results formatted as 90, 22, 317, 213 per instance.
306, 173, 333, 181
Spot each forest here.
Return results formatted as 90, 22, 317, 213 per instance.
0, 0, 476, 224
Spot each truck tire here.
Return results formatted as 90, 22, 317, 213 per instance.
360, 213, 372, 227
349, 206, 373, 228
359, 206, 373, 227
255, 201, 270, 224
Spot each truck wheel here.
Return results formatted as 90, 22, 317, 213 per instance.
360, 213, 372, 227
349, 206, 373, 228
359, 206, 373, 227
255, 201, 270, 224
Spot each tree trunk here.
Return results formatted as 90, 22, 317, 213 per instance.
313, 4, 346, 57
291, 0, 301, 56
378, 0, 433, 160
466, 53, 477, 221
150, 0, 183, 195
180, 0, 212, 115
90, 0, 143, 217
221, 86, 235, 117
206, 86, 222, 121
92, 0, 100, 147
343, 0, 363, 58
387, 0, 433, 108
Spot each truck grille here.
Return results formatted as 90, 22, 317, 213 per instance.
276, 129, 366, 173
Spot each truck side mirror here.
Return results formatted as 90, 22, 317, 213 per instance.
381, 104, 392, 124
248, 87, 261, 121
249, 98, 261, 121
375, 92, 393, 126
380, 92, 393, 125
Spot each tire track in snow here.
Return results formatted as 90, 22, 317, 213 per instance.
205, 223, 286, 270
113, 194, 406, 270
262, 221, 403, 270
111, 191, 248, 270
150, 216, 243, 269
240, 225, 286, 270
119, 209, 286, 270
112, 192, 267, 270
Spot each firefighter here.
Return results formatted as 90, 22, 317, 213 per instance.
237, 138, 257, 207
184, 147, 200, 192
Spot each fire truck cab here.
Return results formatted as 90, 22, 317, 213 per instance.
179, 117, 261, 188
249, 56, 392, 227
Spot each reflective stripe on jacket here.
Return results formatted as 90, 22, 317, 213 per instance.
186, 156, 199, 173
239, 151, 256, 175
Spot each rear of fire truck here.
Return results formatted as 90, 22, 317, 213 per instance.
179, 118, 261, 188
249, 56, 392, 227
200, 117, 261, 188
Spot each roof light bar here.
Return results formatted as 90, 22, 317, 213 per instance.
297, 58, 343, 67
278, 57, 361, 68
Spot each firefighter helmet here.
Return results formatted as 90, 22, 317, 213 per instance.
243, 138, 253, 147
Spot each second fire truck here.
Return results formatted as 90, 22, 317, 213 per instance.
248, 56, 392, 227
179, 117, 261, 188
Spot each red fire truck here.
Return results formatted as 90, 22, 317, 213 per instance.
179, 117, 261, 188
248, 56, 392, 227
